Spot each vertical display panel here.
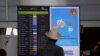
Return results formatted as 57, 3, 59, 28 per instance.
18, 6, 49, 56
50, 7, 80, 56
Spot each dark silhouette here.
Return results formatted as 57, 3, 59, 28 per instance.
0, 49, 7, 56
40, 38, 64, 56
39, 21, 65, 56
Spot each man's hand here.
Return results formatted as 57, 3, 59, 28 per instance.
51, 20, 65, 33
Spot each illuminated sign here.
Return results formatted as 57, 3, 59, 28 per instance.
50, 7, 80, 56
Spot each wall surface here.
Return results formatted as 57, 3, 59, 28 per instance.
69, 0, 100, 21
0, 0, 100, 21
80, 21, 100, 27
0, 22, 17, 28
0, 35, 17, 56
5, 36, 17, 56
20, 0, 67, 6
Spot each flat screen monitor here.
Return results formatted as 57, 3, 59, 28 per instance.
18, 6, 49, 56
50, 7, 80, 56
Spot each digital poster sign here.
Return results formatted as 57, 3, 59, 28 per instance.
50, 7, 80, 56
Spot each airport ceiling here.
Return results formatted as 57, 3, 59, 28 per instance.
0, 0, 100, 21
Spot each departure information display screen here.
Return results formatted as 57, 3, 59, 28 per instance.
18, 6, 80, 56
18, 6, 49, 56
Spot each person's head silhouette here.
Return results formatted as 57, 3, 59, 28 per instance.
0, 49, 7, 56
45, 20, 65, 40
